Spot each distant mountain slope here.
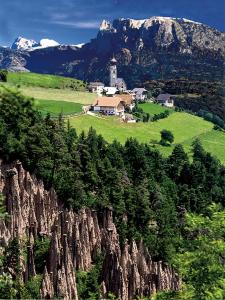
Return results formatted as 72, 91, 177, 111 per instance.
1, 16, 225, 87
0, 46, 29, 72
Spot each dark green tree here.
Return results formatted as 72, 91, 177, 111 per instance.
160, 130, 174, 146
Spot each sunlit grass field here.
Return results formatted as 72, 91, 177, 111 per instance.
7, 72, 86, 90
3, 72, 96, 105
34, 99, 83, 117
139, 102, 173, 115
19, 86, 96, 105
69, 112, 213, 144
69, 112, 225, 163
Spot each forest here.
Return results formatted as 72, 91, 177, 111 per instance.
1, 87, 225, 299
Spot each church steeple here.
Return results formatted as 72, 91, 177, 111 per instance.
110, 55, 117, 65
109, 55, 117, 87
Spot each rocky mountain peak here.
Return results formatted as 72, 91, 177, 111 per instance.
1, 16, 225, 86
99, 20, 113, 31
11, 36, 39, 51
11, 36, 59, 51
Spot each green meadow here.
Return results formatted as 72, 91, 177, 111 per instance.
20, 86, 95, 105
3, 72, 95, 105
139, 102, 173, 115
69, 112, 225, 164
34, 99, 83, 117
7, 72, 86, 90
70, 112, 213, 144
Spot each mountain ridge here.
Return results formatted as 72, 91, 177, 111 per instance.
1, 16, 225, 86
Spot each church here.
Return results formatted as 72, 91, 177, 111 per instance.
109, 56, 127, 92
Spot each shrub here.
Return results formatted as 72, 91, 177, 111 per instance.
160, 130, 174, 146
0, 70, 8, 82
33, 237, 50, 273
76, 252, 103, 299
21, 275, 42, 299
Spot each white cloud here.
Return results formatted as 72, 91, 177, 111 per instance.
51, 20, 100, 29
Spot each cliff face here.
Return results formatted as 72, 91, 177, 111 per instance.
0, 159, 179, 299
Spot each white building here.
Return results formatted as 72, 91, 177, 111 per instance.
156, 94, 174, 108
88, 82, 105, 94
132, 88, 148, 101
103, 87, 118, 96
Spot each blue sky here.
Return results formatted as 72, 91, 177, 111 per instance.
1, 0, 225, 46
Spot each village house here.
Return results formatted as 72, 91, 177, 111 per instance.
114, 78, 127, 92
115, 94, 135, 110
92, 97, 124, 116
88, 82, 105, 94
132, 88, 148, 101
157, 93, 174, 108
103, 87, 118, 96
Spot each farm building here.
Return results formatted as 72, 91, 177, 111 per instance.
132, 88, 148, 101
157, 94, 174, 107
115, 94, 135, 110
92, 97, 124, 116
88, 82, 105, 94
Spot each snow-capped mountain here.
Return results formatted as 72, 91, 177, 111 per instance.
37, 39, 60, 49
11, 37, 59, 51
72, 43, 85, 48
11, 37, 39, 51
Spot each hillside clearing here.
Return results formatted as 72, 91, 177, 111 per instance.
139, 102, 173, 115
69, 112, 213, 144
181, 130, 225, 164
69, 113, 225, 163
7, 86, 96, 105
6, 72, 86, 90
34, 99, 83, 116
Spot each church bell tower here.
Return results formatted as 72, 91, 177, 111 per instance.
109, 56, 117, 87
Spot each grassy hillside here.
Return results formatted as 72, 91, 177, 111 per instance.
4, 73, 225, 164
7, 72, 86, 90
19, 86, 96, 105
34, 99, 83, 117
2, 72, 96, 111
181, 130, 225, 164
70, 112, 213, 144
69, 113, 225, 163
139, 102, 173, 115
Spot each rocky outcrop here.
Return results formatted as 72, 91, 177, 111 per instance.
0, 159, 179, 299
0, 46, 29, 72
